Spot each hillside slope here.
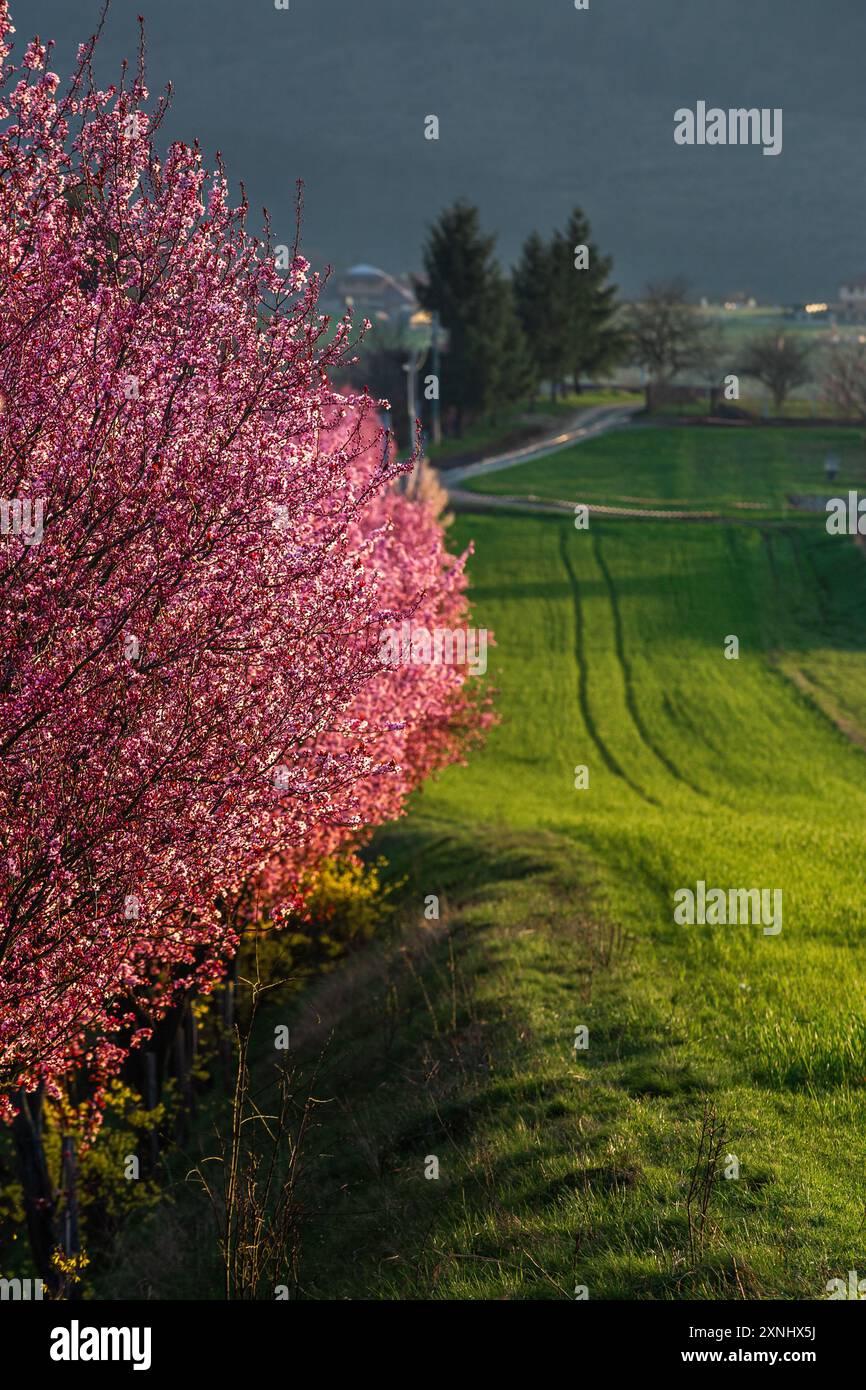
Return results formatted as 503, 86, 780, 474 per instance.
279, 494, 866, 1299
107, 436, 866, 1300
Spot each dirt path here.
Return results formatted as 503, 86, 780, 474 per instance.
446, 488, 770, 522
441, 401, 722, 520
442, 406, 833, 525
442, 403, 643, 488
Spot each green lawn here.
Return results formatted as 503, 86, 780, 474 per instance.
464, 425, 866, 517
106, 426, 866, 1300
427, 389, 639, 464
258, 420, 866, 1300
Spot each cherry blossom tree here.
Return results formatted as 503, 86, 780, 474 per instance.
0, 4, 489, 1124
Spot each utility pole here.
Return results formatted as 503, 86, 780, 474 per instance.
403, 347, 425, 453
404, 353, 417, 440
431, 310, 442, 445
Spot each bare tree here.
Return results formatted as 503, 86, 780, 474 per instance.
821, 339, 866, 422
627, 278, 717, 384
741, 332, 812, 413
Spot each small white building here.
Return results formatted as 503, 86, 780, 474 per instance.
839, 278, 866, 313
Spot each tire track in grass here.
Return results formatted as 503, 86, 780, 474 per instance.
752, 527, 855, 743
759, 526, 790, 653
558, 525, 657, 806
659, 528, 745, 780
725, 526, 770, 651
766, 529, 866, 748
760, 527, 781, 594
789, 528, 830, 626
591, 530, 708, 799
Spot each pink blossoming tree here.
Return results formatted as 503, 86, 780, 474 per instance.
0, 2, 489, 1142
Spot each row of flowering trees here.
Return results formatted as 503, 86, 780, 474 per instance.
0, 6, 489, 1132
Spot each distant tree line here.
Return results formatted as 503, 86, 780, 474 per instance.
350, 200, 856, 441
413, 199, 623, 435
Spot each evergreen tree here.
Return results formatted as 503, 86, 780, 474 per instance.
485, 274, 537, 420
557, 208, 624, 393
415, 199, 503, 434
515, 209, 624, 400
513, 230, 556, 401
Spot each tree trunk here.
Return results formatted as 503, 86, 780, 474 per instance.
12, 1086, 61, 1294
220, 960, 237, 1089
144, 1050, 160, 1170
59, 1134, 83, 1301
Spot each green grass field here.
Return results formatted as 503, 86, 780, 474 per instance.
108, 423, 866, 1300
263, 423, 866, 1300
427, 388, 639, 465
464, 424, 866, 516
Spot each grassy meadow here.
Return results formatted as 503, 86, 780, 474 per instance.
464, 424, 866, 515
105, 423, 866, 1300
